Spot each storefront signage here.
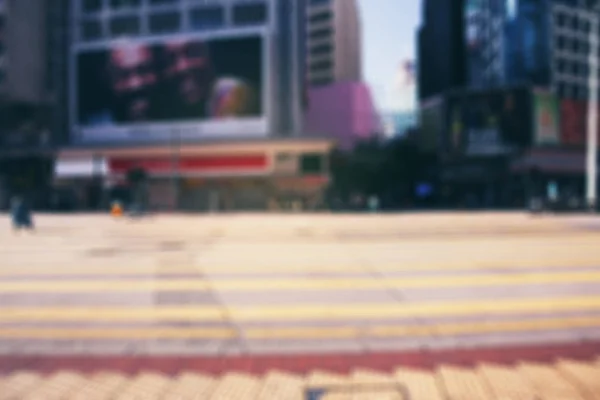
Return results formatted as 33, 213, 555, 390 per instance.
273, 152, 298, 176
466, 128, 511, 155
533, 91, 559, 145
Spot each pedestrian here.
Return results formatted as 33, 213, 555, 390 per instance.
368, 195, 379, 213
10, 195, 34, 232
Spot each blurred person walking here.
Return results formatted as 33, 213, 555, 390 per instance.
10, 195, 34, 232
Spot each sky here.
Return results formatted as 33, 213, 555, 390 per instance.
357, 0, 420, 112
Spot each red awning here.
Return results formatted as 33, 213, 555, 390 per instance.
511, 151, 586, 174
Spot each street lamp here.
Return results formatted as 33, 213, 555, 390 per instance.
586, 4, 600, 211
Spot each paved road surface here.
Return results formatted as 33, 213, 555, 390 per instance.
1, 212, 600, 358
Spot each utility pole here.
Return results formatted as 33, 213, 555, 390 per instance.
586, 7, 599, 211
171, 129, 181, 211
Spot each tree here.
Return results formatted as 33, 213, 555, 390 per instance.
126, 168, 147, 186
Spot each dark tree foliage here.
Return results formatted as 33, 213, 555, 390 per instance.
126, 168, 148, 186
328, 132, 436, 207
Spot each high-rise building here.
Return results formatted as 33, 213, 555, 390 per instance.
417, 0, 467, 101
467, 0, 600, 147
470, 0, 552, 88
54, 0, 333, 212
306, 0, 362, 86
550, 0, 599, 99
0, 0, 67, 208
468, 0, 600, 96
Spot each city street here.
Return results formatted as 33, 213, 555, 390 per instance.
0, 212, 599, 361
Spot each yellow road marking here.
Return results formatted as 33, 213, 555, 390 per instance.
2, 271, 600, 293
1, 254, 600, 276
1, 296, 600, 322
0, 316, 597, 340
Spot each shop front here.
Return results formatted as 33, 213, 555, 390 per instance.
54, 139, 333, 212
439, 156, 516, 209
510, 148, 596, 204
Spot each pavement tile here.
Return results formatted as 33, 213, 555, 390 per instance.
436, 366, 495, 400
518, 362, 587, 399
21, 371, 88, 400
555, 359, 600, 397
478, 363, 538, 400
0, 372, 43, 400
208, 372, 262, 400
395, 368, 444, 400
255, 371, 304, 400
162, 372, 218, 400
68, 372, 129, 400
113, 372, 171, 400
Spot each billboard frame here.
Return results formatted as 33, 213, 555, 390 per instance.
69, 26, 273, 144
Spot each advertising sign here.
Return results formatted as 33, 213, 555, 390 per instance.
446, 88, 530, 156
533, 90, 559, 145
74, 34, 267, 142
560, 99, 600, 147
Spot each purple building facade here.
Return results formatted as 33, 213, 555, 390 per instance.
304, 82, 380, 150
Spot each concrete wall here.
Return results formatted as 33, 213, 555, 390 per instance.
333, 0, 362, 82
3, 0, 48, 103
306, 0, 362, 86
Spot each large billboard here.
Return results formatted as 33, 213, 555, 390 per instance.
74, 34, 267, 142
446, 88, 531, 156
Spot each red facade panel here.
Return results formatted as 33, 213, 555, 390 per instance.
109, 155, 268, 174
560, 99, 600, 146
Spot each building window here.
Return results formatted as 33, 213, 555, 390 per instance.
232, 3, 268, 26
309, 0, 330, 5
310, 43, 333, 56
557, 83, 566, 98
80, 19, 103, 40
149, 0, 179, 6
110, 15, 140, 36
82, 0, 102, 13
582, 19, 590, 33
190, 6, 224, 30
310, 76, 332, 86
311, 59, 333, 71
110, 0, 141, 10
300, 153, 324, 175
149, 11, 181, 33
309, 11, 332, 24
309, 27, 333, 40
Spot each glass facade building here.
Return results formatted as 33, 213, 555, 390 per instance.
471, 0, 600, 100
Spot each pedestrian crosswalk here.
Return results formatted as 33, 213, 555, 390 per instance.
1, 214, 600, 356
